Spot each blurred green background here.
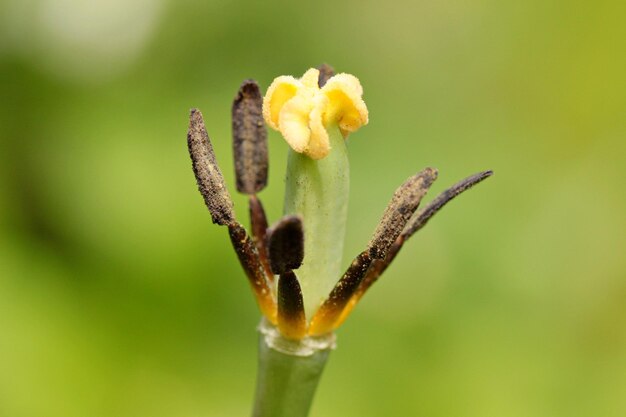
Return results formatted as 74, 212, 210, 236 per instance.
1, 0, 625, 416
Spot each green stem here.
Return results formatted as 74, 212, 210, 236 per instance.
252, 320, 335, 417
283, 126, 349, 318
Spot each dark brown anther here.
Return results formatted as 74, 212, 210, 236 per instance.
187, 109, 235, 226
308, 251, 372, 336
368, 167, 438, 259
317, 63, 335, 87
268, 215, 305, 275
352, 169, 494, 306
277, 270, 307, 340
232, 80, 268, 195
249, 195, 273, 279
403, 170, 493, 239
228, 223, 277, 323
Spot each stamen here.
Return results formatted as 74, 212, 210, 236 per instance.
187, 109, 235, 226
343, 170, 494, 318
232, 80, 268, 194
403, 170, 494, 239
232, 81, 274, 280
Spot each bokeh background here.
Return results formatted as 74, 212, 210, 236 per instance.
1, 0, 625, 416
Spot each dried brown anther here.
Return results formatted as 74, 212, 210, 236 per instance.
268, 215, 305, 275
338, 169, 494, 323
403, 170, 494, 239
316, 63, 335, 88
368, 167, 438, 259
187, 109, 235, 226
188, 108, 277, 324
232, 80, 273, 281
232, 80, 268, 195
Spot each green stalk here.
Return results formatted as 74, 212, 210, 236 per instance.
252, 320, 335, 417
283, 126, 349, 318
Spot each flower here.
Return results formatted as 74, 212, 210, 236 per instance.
187, 66, 492, 343
262, 68, 368, 159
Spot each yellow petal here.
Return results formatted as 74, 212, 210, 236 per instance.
306, 94, 331, 159
263, 68, 368, 159
300, 68, 321, 89
320, 73, 368, 136
278, 94, 314, 153
263, 76, 301, 130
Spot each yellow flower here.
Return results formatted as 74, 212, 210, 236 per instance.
263, 68, 369, 159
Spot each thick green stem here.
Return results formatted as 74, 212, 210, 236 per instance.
252, 320, 335, 417
283, 127, 349, 318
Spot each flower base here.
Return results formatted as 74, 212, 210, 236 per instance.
252, 319, 335, 417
